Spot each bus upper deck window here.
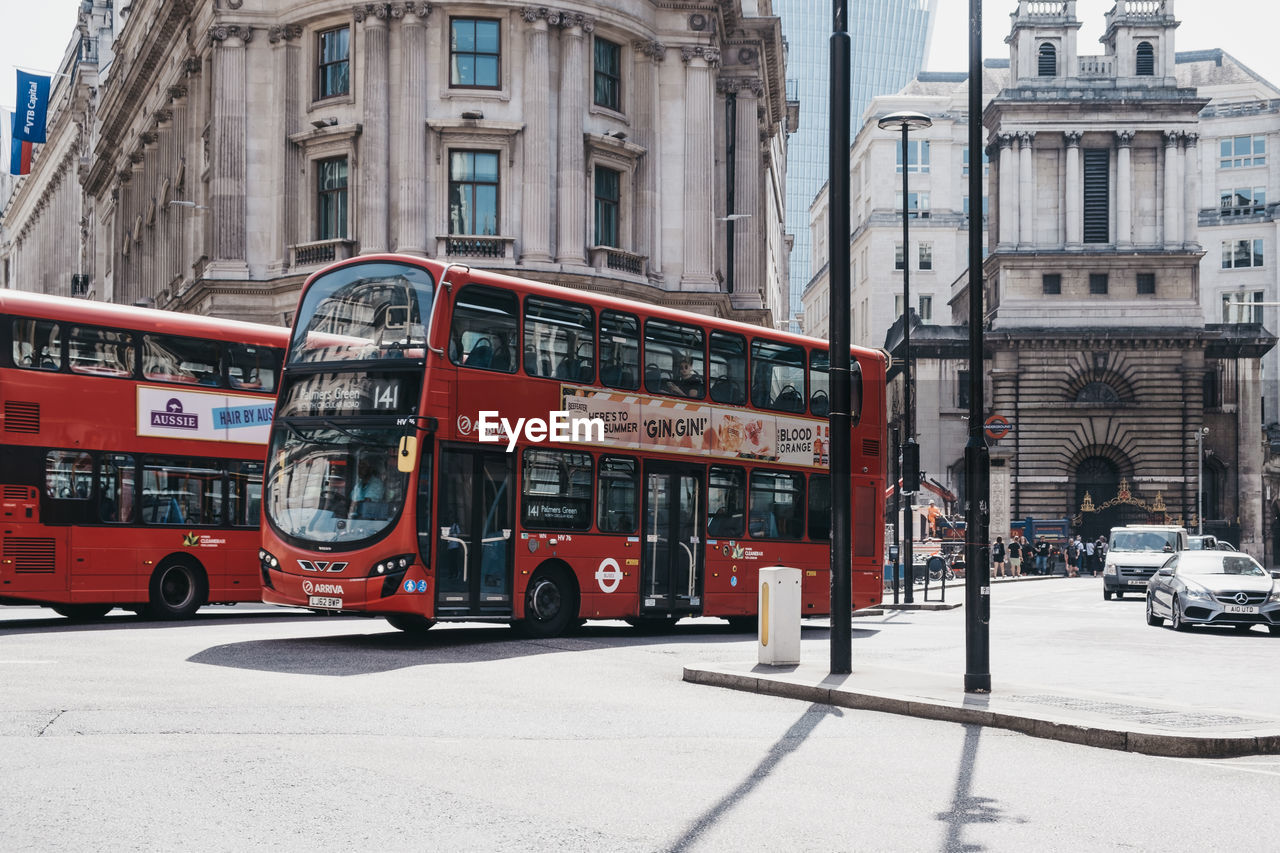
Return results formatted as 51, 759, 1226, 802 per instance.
12, 318, 61, 371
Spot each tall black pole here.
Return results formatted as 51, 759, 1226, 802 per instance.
901, 121, 916, 605
964, 0, 992, 693
828, 0, 852, 674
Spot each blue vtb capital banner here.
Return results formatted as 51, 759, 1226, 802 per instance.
15, 69, 51, 144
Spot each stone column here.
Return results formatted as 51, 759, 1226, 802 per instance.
520, 9, 553, 262
1238, 357, 1264, 556
395, 4, 430, 255
681, 46, 719, 288
1017, 131, 1034, 248
1183, 133, 1199, 250
555, 14, 593, 265
1116, 130, 1133, 249
997, 133, 1016, 249
631, 39, 666, 279
357, 5, 390, 253
1064, 131, 1082, 249
269, 24, 303, 273
731, 78, 763, 296
1163, 131, 1181, 248
209, 25, 252, 271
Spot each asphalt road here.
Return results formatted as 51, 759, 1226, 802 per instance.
2, 581, 1279, 852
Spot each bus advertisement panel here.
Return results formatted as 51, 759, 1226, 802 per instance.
0, 290, 288, 620
260, 255, 887, 637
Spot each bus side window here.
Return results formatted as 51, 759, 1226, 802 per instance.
228, 343, 278, 392
751, 339, 806, 413
99, 454, 136, 523
707, 466, 745, 538
749, 469, 804, 540
143, 335, 222, 386
524, 296, 595, 382
809, 350, 830, 417
808, 474, 831, 541
599, 310, 640, 391
69, 326, 135, 377
597, 456, 638, 533
45, 450, 94, 500
709, 332, 746, 405
12, 318, 62, 371
450, 284, 518, 374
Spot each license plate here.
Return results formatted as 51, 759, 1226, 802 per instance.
1224, 604, 1258, 614
1128, 580, 1147, 587
308, 595, 343, 610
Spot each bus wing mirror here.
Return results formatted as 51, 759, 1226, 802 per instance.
397, 436, 418, 473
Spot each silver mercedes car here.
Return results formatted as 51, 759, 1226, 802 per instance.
1145, 551, 1280, 634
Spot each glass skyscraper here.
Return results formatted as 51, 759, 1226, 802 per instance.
777, 0, 936, 326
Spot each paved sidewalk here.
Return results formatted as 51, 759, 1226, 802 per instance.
684, 579, 1280, 759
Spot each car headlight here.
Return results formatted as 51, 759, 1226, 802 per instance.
1182, 585, 1214, 601
1268, 588, 1280, 603
1103, 564, 1116, 576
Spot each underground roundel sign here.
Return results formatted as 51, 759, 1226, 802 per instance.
984, 415, 1011, 441
596, 558, 623, 593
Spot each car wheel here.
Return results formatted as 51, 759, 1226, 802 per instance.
1170, 595, 1189, 632
1145, 596, 1163, 627
1103, 588, 1112, 601
1115, 590, 1124, 600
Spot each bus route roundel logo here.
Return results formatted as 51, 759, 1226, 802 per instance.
596, 558, 623, 594
457, 414, 473, 435
302, 580, 314, 595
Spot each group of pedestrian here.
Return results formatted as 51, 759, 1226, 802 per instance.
988, 532, 1110, 577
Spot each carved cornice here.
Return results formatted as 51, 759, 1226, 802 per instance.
268, 24, 303, 43
393, 2, 432, 19
681, 46, 720, 66
152, 108, 173, 126
717, 77, 764, 96
209, 24, 253, 45
632, 39, 667, 61
168, 83, 188, 101
353, 3, 391, 22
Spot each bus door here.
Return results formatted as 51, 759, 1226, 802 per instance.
640, 462, 704, 617
435, 447, 514, 617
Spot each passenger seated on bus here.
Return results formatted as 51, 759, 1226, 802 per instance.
663, 355, 703, 398
708, 506, 736, 538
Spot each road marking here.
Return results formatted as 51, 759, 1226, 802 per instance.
0, 660, 58, 664
1155, 755, 1280, 777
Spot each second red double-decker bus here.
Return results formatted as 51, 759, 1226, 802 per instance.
261, 255, 886, 636
0, 290, 288, 620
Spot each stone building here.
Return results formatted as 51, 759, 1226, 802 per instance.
2, 0, 791, 328
807, 0, 1278, 559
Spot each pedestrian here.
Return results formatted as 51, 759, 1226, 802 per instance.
1085, 537, 1096, 575
1094, 535, 1107, 576
1068, 535, 1083, 577
1034, 537, 1049, 575
992, 536, 1006, 578
1008, 535, 1022, 578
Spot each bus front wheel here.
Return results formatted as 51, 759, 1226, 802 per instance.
146, 559, 207, 620
518, 566, 577, 638
51, 604, 113, 621
386, 614, 437, 634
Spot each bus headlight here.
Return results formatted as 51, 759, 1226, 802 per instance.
259, 549, 280, 589
369, 554, 415, 577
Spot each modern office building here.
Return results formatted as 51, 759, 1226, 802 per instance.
776, 0, 934, 329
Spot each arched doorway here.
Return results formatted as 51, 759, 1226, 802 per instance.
1074, 456, 1146, 541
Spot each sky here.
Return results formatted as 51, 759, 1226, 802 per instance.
3, 1, 1280, 115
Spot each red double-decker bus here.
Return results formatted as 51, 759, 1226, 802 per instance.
261, 255, 886, 636
0, 290, 288, 620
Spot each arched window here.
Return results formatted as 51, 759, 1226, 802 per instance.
1038, 43, 1057, 77
1136, 41, 1155, 76
1076, 382, 1121, 404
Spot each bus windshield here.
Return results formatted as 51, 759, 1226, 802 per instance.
289, 262, 435, 365
266, 425, 408, 545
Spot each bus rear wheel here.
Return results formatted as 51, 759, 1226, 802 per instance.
518, 566, 577, 638
146, 559, 207, 620
50, 604, 113, 621
385, 614, 437, 634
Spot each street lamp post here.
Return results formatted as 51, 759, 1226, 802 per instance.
878, 109, 932, 603
1195, 426, 1209, 534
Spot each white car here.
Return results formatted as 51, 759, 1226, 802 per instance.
1145, 551, 1280, 634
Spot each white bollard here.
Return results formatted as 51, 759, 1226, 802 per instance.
758, 566, 802, 665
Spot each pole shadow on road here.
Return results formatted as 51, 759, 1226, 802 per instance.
185, 621, 881, 677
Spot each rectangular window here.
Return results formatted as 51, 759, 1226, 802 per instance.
961, 146, 989, 176
98, 453, 136, 524
1220, 186, 1266, 215
896, 139, 930, 173
1089, 273, 1109, 295
708, 331, 747, 405
750, 339, 805, 413
895, 191, 930, 219
227, 343, 279, 392
142, 457, 225, 526
708, 466, 746, 539
11, 318, 61, 370
918, 295, 933, 322
68, 327, 134, 377
1219, 135, 1266, 169
522, 449, 592, 530
808, 474, 831, 542
1222, 291, 1264, 324
450, 19, 500, 88
142, 335, 221, 386
1221, 238, 1264, 269
894, 293, 904, 316
1083, 148, 1110, 243
1137, 273, 1155, 295
448, 151, 499, 235
918, 242, 932, 271
957, 370, 970, 409
46, 450, 94, 501
316, 156, 348, 240
894, 243, 904, 271
593, 37, 621, 111
749, 469, 804, 540
593, 166, 620, 247
644, 319, 705, 399
523, 296, 594, 381
1042, 273, 1061, 295
226, 461, 263, 528
450, 284, 518, 372
597, 456, 638, 533
809, 350, 829, 417
599, 310, 640, 390
316, 27, 350, 100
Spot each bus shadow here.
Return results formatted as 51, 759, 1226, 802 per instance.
188, 621, 879, 677
0, 608, 345, 637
